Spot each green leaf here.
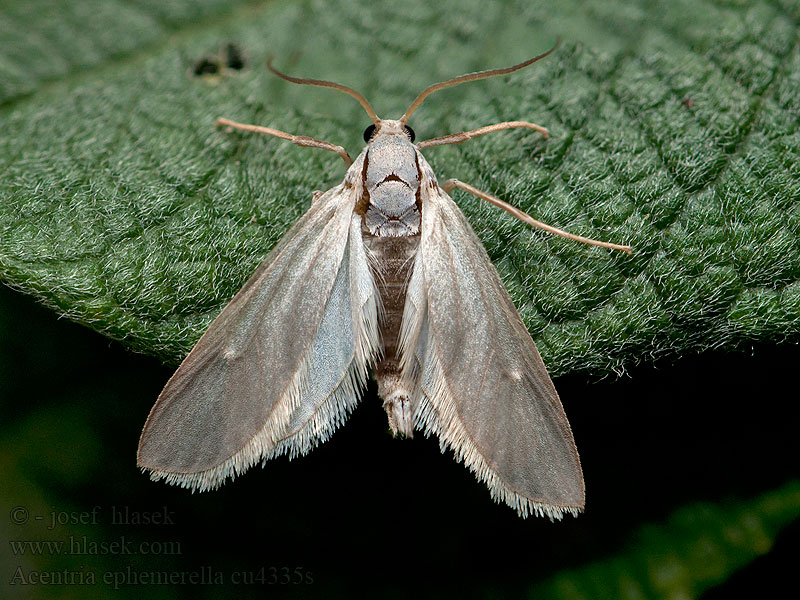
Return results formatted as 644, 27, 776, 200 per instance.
529, 480, 800, 600
1, 0, 798, 376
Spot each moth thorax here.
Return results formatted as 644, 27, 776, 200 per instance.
363, 135, 421, 237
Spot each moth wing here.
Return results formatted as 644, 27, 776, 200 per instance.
138, 182, 380, 490
404, 184, 584, 519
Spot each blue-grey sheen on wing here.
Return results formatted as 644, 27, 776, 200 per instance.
137, 170, 380, 491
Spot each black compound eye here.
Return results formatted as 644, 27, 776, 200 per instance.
404, 125, 416, 142
362, 124, 376, 142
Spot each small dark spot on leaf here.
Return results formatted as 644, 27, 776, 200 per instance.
192, 57, 220, 77
223, 43, 246, 70
191, 43, 246, 78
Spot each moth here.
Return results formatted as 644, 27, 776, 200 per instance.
138, 43, 631, 519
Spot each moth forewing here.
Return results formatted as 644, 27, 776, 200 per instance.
137, 158, 381, 490
403, 161, 584, 519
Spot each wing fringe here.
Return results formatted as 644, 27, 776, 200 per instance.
413, 339, 581, 520
143, 216, 381, 491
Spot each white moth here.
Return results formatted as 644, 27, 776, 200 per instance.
137, 43, 631, 519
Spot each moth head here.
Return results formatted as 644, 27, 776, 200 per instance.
362, 121, 415, 143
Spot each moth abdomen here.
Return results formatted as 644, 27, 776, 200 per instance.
378, 374, 415, 437
363, 233, 420, 437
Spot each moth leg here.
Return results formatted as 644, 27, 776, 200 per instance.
417, 121, 548, 149
215, 117, 353, 166
311, 190, 324, 203
442, 179, 632, 253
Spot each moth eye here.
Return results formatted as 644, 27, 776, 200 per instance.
363, 124, 376, 142
404, 125, 416, 142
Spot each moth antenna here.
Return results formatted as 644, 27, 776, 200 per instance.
400, 38, 560, 124
267, 57, 381, 125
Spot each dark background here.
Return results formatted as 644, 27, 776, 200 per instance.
2, 282, 798, 599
